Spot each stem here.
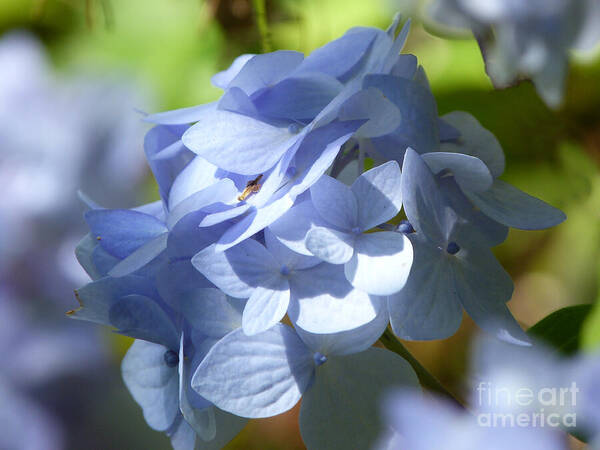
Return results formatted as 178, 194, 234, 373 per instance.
380, 328, 463, 408
252, 0, 272, 53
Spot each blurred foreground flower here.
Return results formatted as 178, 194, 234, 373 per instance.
378, 335, 600, 449
399, 0, 600, 107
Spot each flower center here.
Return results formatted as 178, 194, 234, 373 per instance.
288, 123, 301, 134
397, 220, 414, 234
280, 265, 291, 276
313, 352, 327, 366
446, 241, 460, 255
164, 349, 179, 368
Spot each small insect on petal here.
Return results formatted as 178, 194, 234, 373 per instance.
238, 174, 263, 201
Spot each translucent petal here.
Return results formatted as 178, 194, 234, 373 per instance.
242, 281, 290, 336
228, 50, 304, 95
191, 240, 280, 298
122, 340, 179, 431
85, 209, 167, 259
305, 227, 356, 264
191, 325, 314, 418
388, 235, 463, 340
211, 54, 254, 89
294, 303, 389, 356
310, 175, 357, 230
288, 263, 385, 333
299, 348, 419, 450
439, 111, 505, 178
466, 179, 566, 230
268, 198, 328, 256
145, 102, 217, 125
181, 109, 299, 175
295, 28, 377, 81
422, 152, 493, 193
345, 231, 413, 295
252, 72, 343, 121
351, 160, 403, 230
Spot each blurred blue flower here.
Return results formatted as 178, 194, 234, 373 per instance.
426, 0, 600, 107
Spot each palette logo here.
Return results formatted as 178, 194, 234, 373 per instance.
476, 381, 579, 428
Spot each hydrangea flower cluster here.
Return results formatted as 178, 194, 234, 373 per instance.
71, 16, 566, 449
425, 0, 600, 107
377, 335, 600, 450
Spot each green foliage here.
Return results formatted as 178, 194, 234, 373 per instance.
528, 305, 593, 355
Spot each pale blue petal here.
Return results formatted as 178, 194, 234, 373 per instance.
438, 117, 461, 141
422, 152, 493, 193
466, 179, 566, 230
390, 54, 418, 79
217, 86, 259, 117
452, 246, 530, 345
264, 227, 321, 269
179, 288, 243, 338
211, 54, 255, 89
109, 294, 179, 349
439, 111, 505, 178
198, 203, 251, 228
288, 263, 385, 333
108, 232, 169, 278
268, 198, 328, 256
191, 324, 314, 418
167, 212, 227, 259
172, 407, 247, 450
181, 109, 298, 175
85, 209, 168, 259
345, 231, 413, 295
70, 275, 158, 326
388, 235, 464, 340
286, 121, 362, 198
364, 74, 439, 155
167, 156, 220, 211
310, 175, 357, 230
192, 240, 280, 298
166, 179, 238, 229
144, 125, 194, 202
155, 259, 213, 310
252, 72, 343, 121
168, 415, 196, 450
401, 148, 455, 243
177, 336, 216, 441
299, 348, 419, 450
305, 227, 356, 264
122, 340, 179, 431
338, 87, 401, 138
242, 281, 290, 335
215, 194, 296, 252
437, 177, 509, 247
294, 303, 389, 356
295, 28, 377, 81
75, 233, 103, 280
228, 50, 304, 95
351, 160, 403, 230
145, 102, 217, 125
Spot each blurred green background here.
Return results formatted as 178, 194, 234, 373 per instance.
2, 0, 598, 448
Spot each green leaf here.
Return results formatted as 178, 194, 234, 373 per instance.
582, 300, 600, 351
527, 305, 593, 355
